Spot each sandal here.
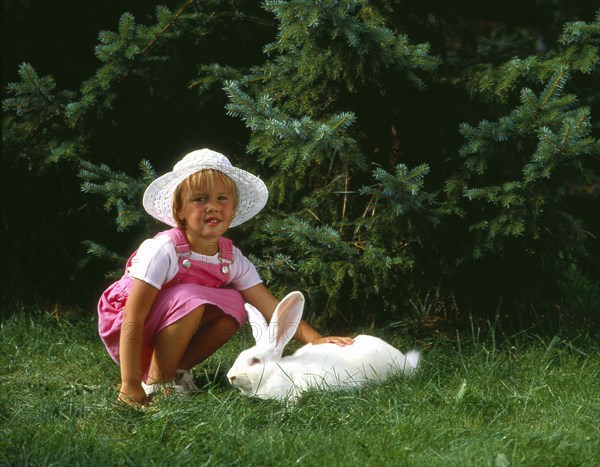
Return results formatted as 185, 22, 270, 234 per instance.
142, 369, 200, 396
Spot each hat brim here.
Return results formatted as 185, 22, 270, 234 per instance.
143, 157, 268, 228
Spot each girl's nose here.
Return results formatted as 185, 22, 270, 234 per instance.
205, 199, 219, 212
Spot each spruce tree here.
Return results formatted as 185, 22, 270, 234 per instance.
3, 1, 598, 330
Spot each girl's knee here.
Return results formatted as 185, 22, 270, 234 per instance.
196, 311, 239, 342
178, 305, 205, 328
220, 314, 240, 336
202, 306, 239, 330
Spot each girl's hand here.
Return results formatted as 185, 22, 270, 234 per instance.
315, 336, 355, 346
118, 382, 148, 407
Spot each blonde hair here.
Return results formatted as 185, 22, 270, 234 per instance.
172, 170, 239, 228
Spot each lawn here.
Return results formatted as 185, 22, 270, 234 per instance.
1, 308, 599, 466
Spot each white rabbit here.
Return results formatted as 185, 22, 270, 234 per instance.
226, 291, 420, 402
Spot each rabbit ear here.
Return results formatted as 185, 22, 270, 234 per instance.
245, 303, 269, 346
269, 291, 305, 356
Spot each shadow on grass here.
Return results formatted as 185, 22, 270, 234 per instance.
194, 363, 232, 390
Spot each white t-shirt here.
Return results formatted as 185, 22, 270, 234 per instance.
128, 234, 262, 291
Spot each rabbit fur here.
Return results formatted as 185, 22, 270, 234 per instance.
227, 291, 420, 402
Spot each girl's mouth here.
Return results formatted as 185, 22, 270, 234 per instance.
206, 218, 221, 226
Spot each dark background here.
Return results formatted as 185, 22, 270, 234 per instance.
2, 0, 597, 317
1, 1, 185, 308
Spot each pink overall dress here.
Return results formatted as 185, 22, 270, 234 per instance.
97, 228, 247, 379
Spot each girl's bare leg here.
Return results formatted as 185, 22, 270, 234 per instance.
178, 305, 239, 370
146, 305, 205, 384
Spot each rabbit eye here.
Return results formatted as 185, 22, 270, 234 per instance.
250, 357, 261, 366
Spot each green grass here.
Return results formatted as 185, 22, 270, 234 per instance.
1, 309, 599, 466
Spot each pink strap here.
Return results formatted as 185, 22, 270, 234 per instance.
218, 237, 234, 261
163, 228, 190, 256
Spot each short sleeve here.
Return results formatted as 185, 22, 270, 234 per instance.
128, 236, 178, 289
229, 248, 263, 291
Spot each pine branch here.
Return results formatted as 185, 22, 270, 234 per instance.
20, 64, 54, 104
537, 68, 568, 112
122, 0, 196, 79
559, 10, 600, 45
561, 110, 588, 145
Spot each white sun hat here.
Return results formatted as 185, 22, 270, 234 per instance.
143, 148, 269, 228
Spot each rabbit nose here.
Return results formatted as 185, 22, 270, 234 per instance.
229, 376, 236, 382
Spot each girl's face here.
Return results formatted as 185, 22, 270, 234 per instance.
175, 173, 236, 254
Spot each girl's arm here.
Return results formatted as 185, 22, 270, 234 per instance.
118, 279, 159, 405
241, 283, 353, 346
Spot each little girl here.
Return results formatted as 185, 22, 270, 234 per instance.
98, 148, 352, 406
